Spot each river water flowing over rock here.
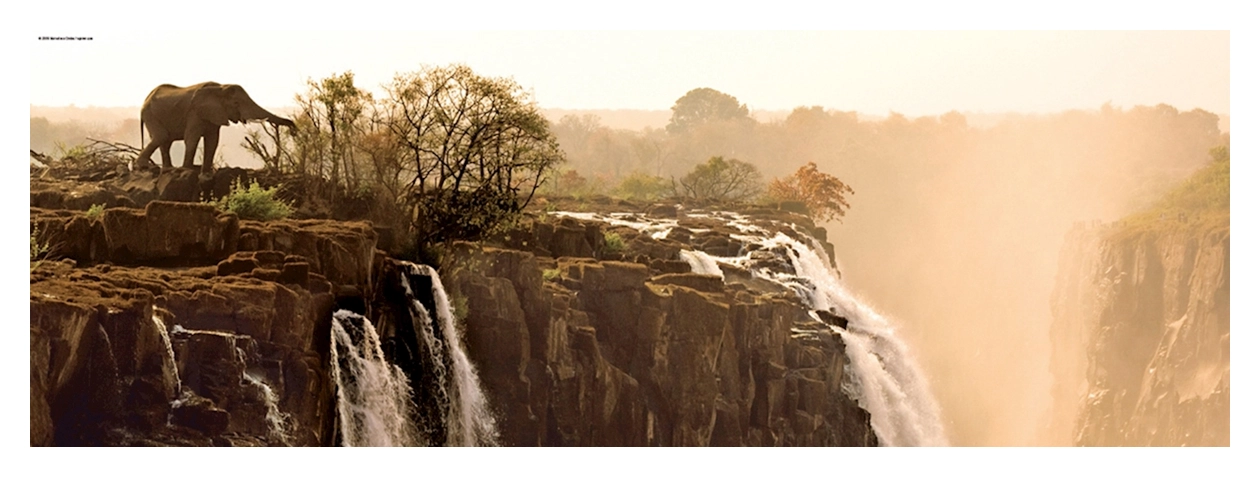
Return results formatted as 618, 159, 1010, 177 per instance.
553, 210, 948, 446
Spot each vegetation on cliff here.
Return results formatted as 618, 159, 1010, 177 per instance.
216, 179, 293, 221
1114, 140, 1229, 239
243, 65, 564, 254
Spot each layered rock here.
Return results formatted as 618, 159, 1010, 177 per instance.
1049, 220, 1229, 446
426, 209, 876, 446
30, 205, 376, 446
32, 188, 877, 446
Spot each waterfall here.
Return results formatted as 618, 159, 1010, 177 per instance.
330, 309, 421, 446
244, 372, 293, 446
403, 263, 500, 447
778, 233, 948, 446
150, 307, 181, 397
679, 249, 725, 279
553, 210, 949, 446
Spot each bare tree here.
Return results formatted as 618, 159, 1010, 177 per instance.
384, 64, 564, 243
674, 156, 763, 202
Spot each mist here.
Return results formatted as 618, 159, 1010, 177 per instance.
542, 103, 1224, 445
818, 106, 1224, 445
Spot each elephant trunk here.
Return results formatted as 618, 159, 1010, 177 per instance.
239, 97, 294, 128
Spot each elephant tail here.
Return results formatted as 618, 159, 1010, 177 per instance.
140, 118, 145, 149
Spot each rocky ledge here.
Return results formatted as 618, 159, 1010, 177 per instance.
32, 174, 877, 446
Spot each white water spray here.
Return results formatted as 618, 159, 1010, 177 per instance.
330, 309, 421, 446
150, 308, 181, 397
244, 372, 293, 445
405, 263, 500, 446
778, 233, 948, 446
679, 249, 725, 279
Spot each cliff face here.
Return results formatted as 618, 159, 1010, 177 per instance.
30, 201, 376, 446
31, 172, 878, 446
1049, 220, 1229, 446
441, 243, 875, 446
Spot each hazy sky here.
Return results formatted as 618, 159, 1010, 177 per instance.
29, 30, 1228, 117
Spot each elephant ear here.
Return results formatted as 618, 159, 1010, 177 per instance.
192, 84, 230, 126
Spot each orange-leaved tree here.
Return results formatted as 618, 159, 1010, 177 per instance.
767, 162, 855, 223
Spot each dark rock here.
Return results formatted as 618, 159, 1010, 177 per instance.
815, 309, 849, 330
217, 256, 259, 276
645, 203, 678, 218
649, 273, 725, 294
279, 261, 310, 286
172, 395, 230, 436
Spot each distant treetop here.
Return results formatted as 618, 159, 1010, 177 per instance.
666, 88, 752, 135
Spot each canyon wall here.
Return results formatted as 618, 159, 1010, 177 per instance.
1049, 219, 1229, 446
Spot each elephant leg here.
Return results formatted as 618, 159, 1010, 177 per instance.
201, 127, 220, 174
182, 132, 202, 169
136, 141, 161, 169
159, 141, 174, 169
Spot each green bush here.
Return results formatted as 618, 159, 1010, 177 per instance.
85, 203, 105, 220
31, 226, 49, 271
217, 179, 293, 221
603, 231, 626, 253
542, 268, 561, 281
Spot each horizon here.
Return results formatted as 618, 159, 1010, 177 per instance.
30, 31, 1229, 118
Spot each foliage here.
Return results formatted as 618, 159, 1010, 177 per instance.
1152, 144, 1229, 212
613, 172, 671, 201
216, 179, 293, 221
673, 156, 763, 202
603, 231, 626, 253
766, 162, 856, 223
1113, 142, 1230, 239
31, 225, 49, 271
85, 203, 105, 220
450, 291, 470, 322
242, 66, 563, 248
385, 64, 564, 244
666, 88, 753, 135
542, 268, 561, 282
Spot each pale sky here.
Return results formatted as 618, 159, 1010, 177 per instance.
30, 30, 1229, 117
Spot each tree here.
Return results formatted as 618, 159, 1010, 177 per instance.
674, 156, 763, 202
766, 162, 855, 223
292, 71, 373, 190
384, 64, 564, 244
666, 87, 752, 135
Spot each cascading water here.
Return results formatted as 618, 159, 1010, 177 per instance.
402, 263, 499, 446
561, 210, 949, 446
775, 233, 948, 446
679, 249, 725, 278
330, 309, 421, 446
244, 372, 293, 445
150, 307, 181, 397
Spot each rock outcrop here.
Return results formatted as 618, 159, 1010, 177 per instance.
427, 209, 875, 446
30, 202, 376, 446
32, 179, 877, 445
1049, 219, 1229, 446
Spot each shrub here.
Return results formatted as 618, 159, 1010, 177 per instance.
217, 179, 293, 221
30, 225, 49, 271
85, 203, 105, 220
542, 268, 561, 282
603, 231, 626, 253
766, 162, 856, 223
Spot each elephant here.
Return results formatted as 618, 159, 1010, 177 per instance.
135, 82, 295, 174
